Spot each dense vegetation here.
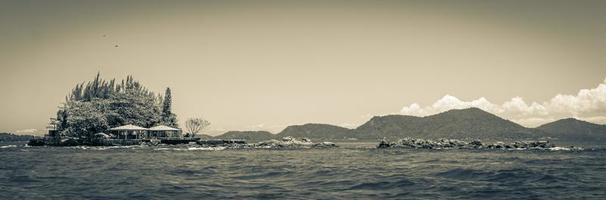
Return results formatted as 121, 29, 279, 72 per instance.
53, 73, 178, 140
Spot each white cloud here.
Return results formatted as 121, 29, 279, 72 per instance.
400, 79, 606, 127
15, 128, 38, 134
245, 123, 266, 131
338, 122, 357, 129
400, 103, 425, 116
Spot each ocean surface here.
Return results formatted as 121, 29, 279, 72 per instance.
1, 142, 605, 199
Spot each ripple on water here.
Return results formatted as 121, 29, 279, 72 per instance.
0, 144, 605, 199
234, 170, 292, 180
348, 178, 415, 190
436, 167, 574, 188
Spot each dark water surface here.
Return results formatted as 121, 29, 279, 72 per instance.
1, 143, 605, 199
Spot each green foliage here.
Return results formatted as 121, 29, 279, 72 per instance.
54, 73, 177, 139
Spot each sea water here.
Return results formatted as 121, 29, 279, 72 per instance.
1, 142, 605, 199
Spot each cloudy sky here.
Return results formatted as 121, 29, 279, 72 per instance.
1, 0, 606, 135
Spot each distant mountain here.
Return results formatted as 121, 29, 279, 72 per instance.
354, 108, 538, 140
277, 123, 353, 139
209, 108, 606, 144
196, 134, 215, 140
0, 132, 35, 142
537, 118, 606, 143
353, 115, 425, 139
215, 131, 275, 142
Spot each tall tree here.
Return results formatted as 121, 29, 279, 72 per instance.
161, 87, 178, 127
162, 87, 172, 115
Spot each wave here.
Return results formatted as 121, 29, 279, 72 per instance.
235, 170, 292, 180
438, 168, 495, 180
188, 147, 226, 151
65, 146, 139, 150
549, 147, 583, 151
348, 177, 415, 190
436, 167, 569, 185
0, 145, 17, 149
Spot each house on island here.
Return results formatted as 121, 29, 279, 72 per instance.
147, 125, 182, 139
108, 124, 147, 140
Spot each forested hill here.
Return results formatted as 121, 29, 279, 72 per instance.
538, 118, 606, 143
277, 123, 353, 140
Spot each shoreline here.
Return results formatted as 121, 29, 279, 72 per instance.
19, 137, 594, 151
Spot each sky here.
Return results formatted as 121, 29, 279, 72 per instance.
1, 0, 606, 135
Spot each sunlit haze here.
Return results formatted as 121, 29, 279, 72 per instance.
2, 0, 606, 135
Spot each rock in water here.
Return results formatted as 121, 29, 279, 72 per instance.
377, 139, 391, 148
378, 138, 570, 151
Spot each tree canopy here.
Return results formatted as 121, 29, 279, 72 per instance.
53, 73, 178, 139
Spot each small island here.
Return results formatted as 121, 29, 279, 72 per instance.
29, 73, 337, 149
29, 73, 200, 146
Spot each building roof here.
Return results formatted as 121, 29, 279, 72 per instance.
109, 124, 147, 131
148, 125, 180, 131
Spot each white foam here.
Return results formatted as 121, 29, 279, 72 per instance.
549, 147, 571, 151
187, 147, 226, 151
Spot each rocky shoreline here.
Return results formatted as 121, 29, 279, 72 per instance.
26, 136, 588, 151
377, 137, 584, 151
27, 136, 338, 149
196, 136, 338, 149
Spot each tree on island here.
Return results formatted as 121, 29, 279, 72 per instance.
53, 73, 177, 141
161, 87, 178, 127
185, 117, 210, 138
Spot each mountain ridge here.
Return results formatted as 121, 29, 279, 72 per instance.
353, 107, 538, 140
210, 108, 605, 144
277, 123, 352, 139
537, 118, 606, 143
